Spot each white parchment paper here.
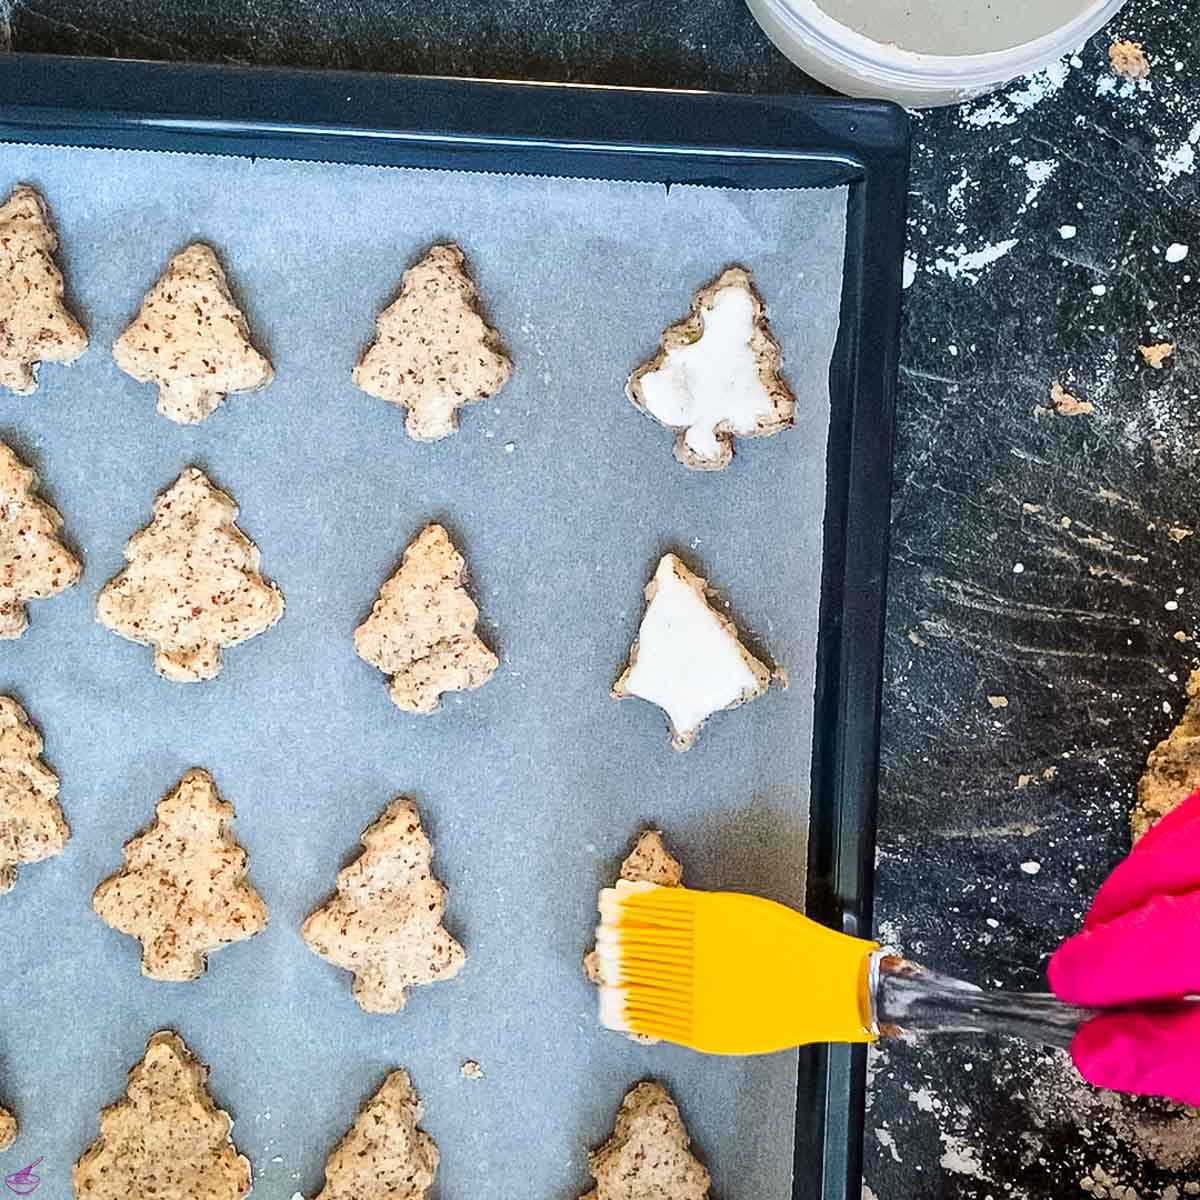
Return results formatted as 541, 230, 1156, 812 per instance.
0, 143, 846, 1200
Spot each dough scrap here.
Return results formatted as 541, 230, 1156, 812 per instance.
313, 1071, 438, 1200
584, 830, 683, 985
0, 1103, 14, 1151
0, 695, 69, 897
74, 1030, 251, 1200
96, 467, 284, 682
1109, 39, 1150, 80
0, 441, 82, 639
1049, 382, 1093, 416
113, 243, 273, 424
354, 524, 497, 714
92, 769, 268, 982
353, 243, 511, 441
302, 798, 465, 1014
1133, 668, 1200, 841
613, 553, 772, 750
1139, 342, 1175, 369
627, 266, 794, 470
581, 1082, 710, 1200
0, 184, 88, 394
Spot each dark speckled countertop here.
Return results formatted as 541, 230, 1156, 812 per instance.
4, 1, 1199, 1196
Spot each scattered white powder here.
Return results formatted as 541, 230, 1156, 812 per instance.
1166, 243, 1189, 263
939, 1133, 986, 1178
1020, 860, 1041, 875
1157, 119, 1200, 184
932, 238, 1019, 283
946, 169, 973, 212
903, 254, 917, 289
875, 1128, 902, 1163
1092, 284, 1108, 296
961, 58, 1072, 128
1059, 224, 1077, 239
1020, 159, 1057, 211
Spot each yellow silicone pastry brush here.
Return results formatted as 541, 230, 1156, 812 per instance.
595, 881, 1096, 1053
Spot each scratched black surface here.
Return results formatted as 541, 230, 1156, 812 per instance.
4, 0, 1200, 1196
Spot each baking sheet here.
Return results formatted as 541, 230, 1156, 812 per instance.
0, 143, 846, 1200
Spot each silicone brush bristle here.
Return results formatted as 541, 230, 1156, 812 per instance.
596, 881, 880, 1054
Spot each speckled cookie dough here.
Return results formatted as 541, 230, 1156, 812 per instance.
627, 266, 794, 470
0, 1103, 14, 1151
613, 553, 772, 750
0, 441, 82, 639
96, 467, 284, 682
1133, 668, 1200, 841
352, 243, 511, 441
312, 1072, 438, 1200
92, 769, 268, 982
354, 523, 497, 714
113, 243, 273, 424
74, 1031, 252, 1200
302, 798, 465, 1014
0, 184, 88, 394
581, 1082, 710, 1200
0, 695, 68, 897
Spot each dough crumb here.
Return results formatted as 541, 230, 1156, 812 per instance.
987, 695, 1009, 709
113, 243, 273, 424
0, 1103, 14, 1150
1139, 342, 1176, 369
460, 1061, 484, 1081
354, 524, 497, 714
627, 266, 794, 470
0, 184, 88, 394
92, 768, 268, 981
1169, 526, 1195, 542
1049, 382, 1094, 416
313, 1071, 437, 1200
74, 1031, 251, 1200
581, 1082, 710, 1200
0, 441, 82, 639
1174, 630, 1191, 643
302, 797, 465, 1014
353, 243, 511, 442
0, 695, 69, 897
1133, 669, 1200, 840
1109, 39, 1150, 79
96, 467, 284, 682
1017, 773, 1034, 789
1022, 502, 1043, 513
613, 553, 772, 750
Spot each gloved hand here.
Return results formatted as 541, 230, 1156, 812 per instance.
1048, 789, 1200, 1106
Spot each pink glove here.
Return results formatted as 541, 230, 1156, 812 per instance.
1048, 789, 1200, 1106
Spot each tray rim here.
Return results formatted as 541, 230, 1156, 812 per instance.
0, 51, 909, 1200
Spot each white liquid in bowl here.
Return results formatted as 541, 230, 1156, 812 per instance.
816, 0, 1097, 56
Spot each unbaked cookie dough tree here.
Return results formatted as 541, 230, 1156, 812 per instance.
627, 266, 794, 470
0, 1101, 14, 1152
96, 467, 284, 682
92, 769, 268, 981
74, 1031, 251, 1200
0, 441, 81, 639
113, 243, 273, 424
0, 184, 88, 394
353, 243, 511, 441
302, 798, 465, 1014
613, 553, 773, 750
581, 1082, 710, 1200
354, 523, 497, 714
313, 1072, 438, 1200
0, 695, 69, 896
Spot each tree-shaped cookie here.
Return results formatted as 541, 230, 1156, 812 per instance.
0, 441, 82, 638
1134, 667, 1200, 841
92, 769, 267, 981
312, 1071, 438, 1200
613, 553, 772, 750
0, 695, 69, 896
354, 524, 497, 714
302, 798, 465, 1014
0, 184, 88, 394
352, 243, 511, 441
627, 267, 794, 470
581, 1082, 710, 1200
74, 1030, 251, 1200
97, 467, 284, 682
113, 244, 273, 424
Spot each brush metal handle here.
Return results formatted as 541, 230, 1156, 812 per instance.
870, 954, 1094, 1051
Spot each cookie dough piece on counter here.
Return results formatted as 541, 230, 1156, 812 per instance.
627, 267, 793, 470
0, 184, 88, 394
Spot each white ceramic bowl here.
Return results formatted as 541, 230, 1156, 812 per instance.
746, 0, 1128, 107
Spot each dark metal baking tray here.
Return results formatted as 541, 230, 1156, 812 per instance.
0, 51, 908, 1200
